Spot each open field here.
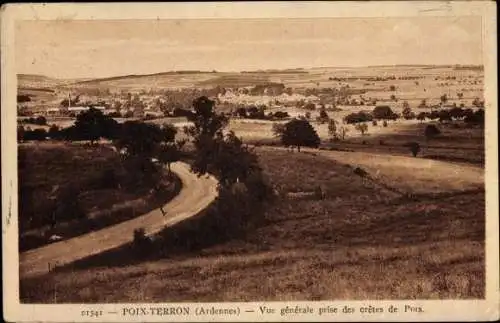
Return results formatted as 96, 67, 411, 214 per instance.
18, 142, 181, 251
17, 64, 486, 303
20, 149, 484, 302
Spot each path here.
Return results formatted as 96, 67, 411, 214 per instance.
19, 162, 218, 278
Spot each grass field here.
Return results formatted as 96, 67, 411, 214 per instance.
18, 142, 181, 251
20, 149, 484, 302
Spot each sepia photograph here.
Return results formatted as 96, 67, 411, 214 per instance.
2, 2, 498, 322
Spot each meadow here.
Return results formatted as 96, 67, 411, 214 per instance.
20, 148, 484, 302
18, 64, 486, 302
18, 142, 181, 251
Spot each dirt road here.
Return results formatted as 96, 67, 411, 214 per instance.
19, 162, 218, 278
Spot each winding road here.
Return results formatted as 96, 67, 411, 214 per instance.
19, 162, 219, 278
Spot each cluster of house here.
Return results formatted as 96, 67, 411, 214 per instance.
40, 93, 166, 118
217, 91, 321, 106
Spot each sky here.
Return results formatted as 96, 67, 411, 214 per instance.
15, 17, 483, 79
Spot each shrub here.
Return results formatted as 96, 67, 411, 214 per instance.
272, 111, 289, 119
48, 125, 60, 139
344, 111, 372, 124
24, 128, 47, 141
133, 227, 152, 253
406, 141, 421, 157
417, 112, 427, 122
424, 124, 441, 139
353, 166, 368, 177
372, 120, 378, 126
355, 123, 369, 135
373, 105, 397, 120
133, 228, 147, 243
383, 120, 388, 127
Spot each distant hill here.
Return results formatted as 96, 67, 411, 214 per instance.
17, 64, 484, 92
17, 74, 90, 90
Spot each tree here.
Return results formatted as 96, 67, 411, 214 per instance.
438, 109, 452, 123
272, 111, 289, 119
339, 126, 349, 140
355, 123, 368, 135
328, 119, 338, 141
272, 123, 286, 138
417, 112, 427, 122
406, 142, 421, 157
344, 111, 372, 124
184, 96, 229, 176
402, 101, 413, 120
472, 97, 484, 108
35, 116, 47, 125
464, 109, 484, 127
114, 121, 176, 186
440, 94, 448, 105
373, 105, 397, 120
156, 124, 180, 175
449, 107, 465, 120
184, 96, 262, 188
210, 131, 261, 187
389, 85, 396, 91
24, 128, 47, 141
303, 103, 316, 110
278, 118, 320, 152
418, 99, 428, 109
115, 121, 174, 158
424, 124, 441, 140
17, 94, 31, 103
17, 125, 25, 142
317, 106, 329, 124
235, 107, 247, 118
73, 108, 119, 144
48, 124, 60, 139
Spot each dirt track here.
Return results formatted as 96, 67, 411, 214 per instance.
19, 162, 218, 278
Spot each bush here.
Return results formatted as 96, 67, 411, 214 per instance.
373, 105, 398, 120
424, 124, 441, 139
133, 227, 152, 253
353, 166, 368, 177
24, 128, 47, 141
383, 120, 388, 127
344, 111, 372, 124
355, 123, 369, 135
133, 228, 147, 242
406, 141, 421, 157
372, 120, 378, 126
272, 111, 289, 119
